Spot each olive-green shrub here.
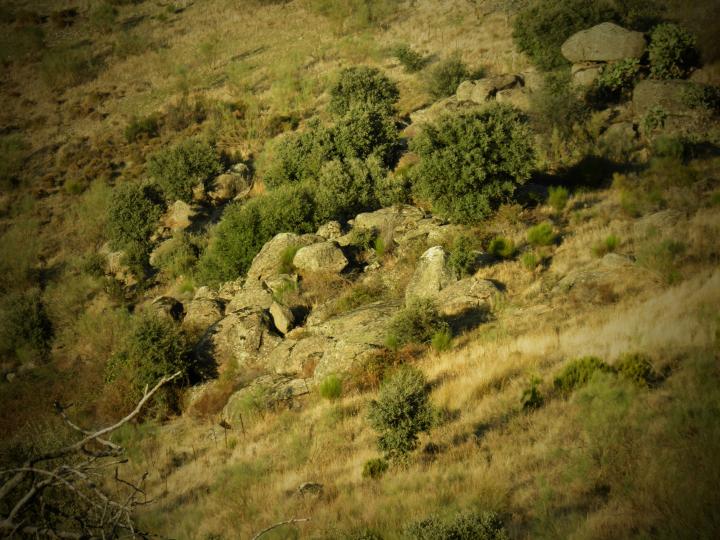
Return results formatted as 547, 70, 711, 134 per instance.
0, 287, 53, 362
426, 54, 482, 99
594, 58, 641, 103
147, 138, 223, 202
385, 298, 449, 350
362, 457, 389, 479
615, 352, 658, 387
107, 182, 164, 251
328, 66, 399, 116
392, 43, 427, 72
447, 235, 476, 278
530, 71, 589, 137
367, 366, 433, 461
488, 237, 516, 259
526, 222, 557, 246
411, 105, 534, 224
554, 356, 612, 395
319, 374, 343, 400
315, 157, 386, 223
649, 23, 699, 80
405, 510, 509, 540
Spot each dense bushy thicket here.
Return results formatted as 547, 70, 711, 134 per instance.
554, 356, 613, 395
328, 66, 399, 116
426, 54, 478, 99
0, 287, 53, 362
405, 510, 509, 540
107, 182, 165, 251
147, 138, 223, 203
411, 105, 534, 223
649, 23, 699, 80
367, 366, 433, 461
385, 298, 449, 350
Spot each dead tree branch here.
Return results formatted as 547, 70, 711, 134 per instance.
251, 517, 311, 540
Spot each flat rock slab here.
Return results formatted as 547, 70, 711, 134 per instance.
562, 22, 646, 63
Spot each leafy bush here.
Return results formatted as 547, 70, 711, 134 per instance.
521, 251, 539, 270
594, 58, 641, 102
530, 70, 589, 137
447, 236, 476, 278
105, 314, 194, 405
592, 234, 620, 257
328, 66, 399, 116
521, 376, 543, 411
512, 0, 615, 71
488, 237, 516, 259
334, 105, 399, 165
386, 298, 450, 350
682, 83, 720, 114
362, 457, 389, 479
411, 105, 534, 224
392, 43, 427, 72
405, 510, 508, 540
526, 222, 557, 246
426, 54, 478, 99
125, 114, 160, 142
431, 328, 453, 353
615, 352, 657, 387
314, 158, 385, 224
642, 106, 668, 134
547, 185, 569, 213
652, 135, 688, 161
367, 366, 433, 461
319, 374, 343, 400
0, 288, 53, 362
147, 138, 223, 203
107, 182, 165, 251
554, 356, 612, 395
649, 23, 699, 80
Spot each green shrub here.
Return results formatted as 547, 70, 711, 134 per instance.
554, 356, 612, 395
107, 182, 165, 251
328, 66, 399, 116
615, 352, 657, 387
649, 23, 699, 80
386, 298, 450, 350
488, 237, 516, 259
411, 105, 534, 224
0, 288, 53, 362
642, 106, 668, 134
405, 510, 509, 540
521, 251, 539, 270
530, 71, 589, 137
512, 0, 615, 71
147, 138, 223, 203
106, 314, 194, 408
125, 114, 160, 142
592, 233, 620, 257
426, 54, 478, 99
682, 83, 720, 114
652, 135, 688, 161
447, 236, 476, 278
594, 58, 641, 102
547, 185, 569, 213
367, 366, 433, 461
526, 222, 557, 246
392, 43, 427, 72
431, 328, 453, 353
319, 374, 343, 400
520, 376, 543, 411
362, 457, 389, 479
334, 105, 399, 165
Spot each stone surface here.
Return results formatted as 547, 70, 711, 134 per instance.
183, 293, 225, 332
456, 74, 521, 103
571, 63, 603, 87
354, 204, 426, 232
225, 283, 274, 313
316, 221, 344, 240
149, 296, 184, 321
293, 241, 348, 274
435, 278, 500, 318
208, 163, 252, 203
405, 246, 454, 301
561, 22, 646, 63
164, 200, 197, 232
245, 232, 321, 285
223, 375, 311, 423
269, 301, 295, 335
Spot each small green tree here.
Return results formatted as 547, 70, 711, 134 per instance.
649, 23, 699, 80
426, 54, 473, 99
147, 138, 223, 202
0, 287, 53, 361
107, 182, 165, 251
314, 157, 385, 223
328, 66, 399, 116
367, 366, 433, 461
386, 298, 449, 350
411, 105, 535, 223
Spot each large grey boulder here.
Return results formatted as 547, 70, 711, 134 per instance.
405, 246, 454, 301
208, 163, 252, 204
293, 241, 348, 274
561, 22, 646, 63
435, 278, 499, 318
245, 232, 321, 285
183, 288, 224, 332
225, 283, 274, 313
164, 200, 197, 232
456, 74, 522, 103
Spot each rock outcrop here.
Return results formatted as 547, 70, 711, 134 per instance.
405, 246, 454, 301
456, 74, 522, 103
245, 232, 322, 285
208, 163, 252, 204
164, 200, 197, 232
561, 22, 646, 63
293, 241, 348, 274
183, 287, 225, 332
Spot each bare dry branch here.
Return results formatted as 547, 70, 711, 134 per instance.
251, 517, 311, 540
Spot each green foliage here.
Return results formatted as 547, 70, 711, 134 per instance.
554, 356, 612, 395
0, 288, 53, 362
431, 328, 453, 353
405, 510, 509, 540
642, 106, 668, 134
521, 251, 540, 271
386, 298, 450, 350
147, 138, 223, 203
334, 105, 399, 165
151, 233, 200, 279
526, 222, 557, 246
367, 366, 433, 461
649, 23, 699, 80
0, 134, 28, 190
521, 376, 544, 411
595, 58, 641, 103
487, 237, 516, 259
107, 182, 165, 251
682, 83, 720, 114
125, 114, 160, 142
652, 135, 688, 160
392, 43, 427, 72
319, 374, 343, 400
426, 54, 479, 99
279, 245, 299, 275
362, 457, 389, 479
615, 352, 657, 387
411, 105, 535, 224
592, 233, 620, 257
447, 236, 476, 278
547, 186, 569, 213
512, 0, 615, 71
531, 71, 589, 137
328, 66, 399, 116
106, 314, 194, 402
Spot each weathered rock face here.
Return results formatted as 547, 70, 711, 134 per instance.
199, 308, 282, 373
208, 163, 252, 204
316, 221, 344, 240
223, 375, 310, 424
269, 301, 295, 335
293, 241, 348, 274
561, 22, 646, 63
245, 232, 321, 285
571, 63, 603, 87
149, 296, 184, 321
225, 283, 273, 313
456, 74, 522, 103
435, 278, 499, 318
164, 200, 197, 232
405, 246, 454, 301
632, 79, 697, 117
183, 288, 225, 332
353, 204, 425, 233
